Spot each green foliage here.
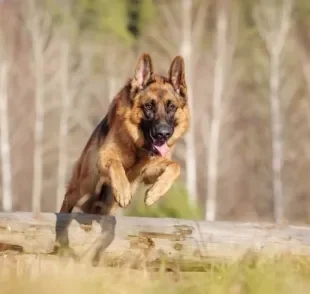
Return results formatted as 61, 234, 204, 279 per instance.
45, 0, 139, 44
125, 182, 203, 220
126, 0, 155, 38
73, 0, 134, 43
136, 0, 155, 35
296, 0, 310, 20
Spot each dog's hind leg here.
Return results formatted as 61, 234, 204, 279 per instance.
55, 177, 94, 253
90, 184, 120, 215
54, 190, 81, 254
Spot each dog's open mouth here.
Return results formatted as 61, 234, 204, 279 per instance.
144, 131, 171, 157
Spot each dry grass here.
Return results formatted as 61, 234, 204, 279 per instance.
1, 252, 310, 294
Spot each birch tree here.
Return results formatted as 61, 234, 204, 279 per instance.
55, 37, 92, 210
140, 0, 209, 208
0, 57, 12, 212
254, 0, 293, 224
297, 30, 310, 97
56, 41, 71, 211
205, 0, 230, 221
105, 42, 119, 103
181, 0, 197, 206
26, 1, 52, 214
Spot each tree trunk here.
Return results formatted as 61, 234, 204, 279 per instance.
270, 50, 284, 224
108, 76, 117, 103
31, 23, 45, 215
56, 41, 70, 211
205, 1, 228, 221
0, 62, 13, 211
253, 0, 292, 224
181, 0, 197, 207
1, 212, 310, 270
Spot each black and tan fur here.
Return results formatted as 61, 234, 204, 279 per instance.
55, 53, 190, 249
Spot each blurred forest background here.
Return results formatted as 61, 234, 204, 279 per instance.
0, 0, 310, 224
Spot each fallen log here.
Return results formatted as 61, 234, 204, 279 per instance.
1, 212, 310, 270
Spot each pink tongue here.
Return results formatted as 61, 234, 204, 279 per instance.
154, 143, 170, 157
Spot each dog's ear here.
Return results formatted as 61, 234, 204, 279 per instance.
132, 53, 154, 89
168, 56, 187, 98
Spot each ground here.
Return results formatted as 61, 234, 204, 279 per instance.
1, 252, 310, 294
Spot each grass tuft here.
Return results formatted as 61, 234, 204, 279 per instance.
1, 252, 310, 294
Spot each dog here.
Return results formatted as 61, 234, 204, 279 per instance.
55, 53, 190, 250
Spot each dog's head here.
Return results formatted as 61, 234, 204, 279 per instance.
124, 53, 190, 157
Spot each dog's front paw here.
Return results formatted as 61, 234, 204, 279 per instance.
113, 178, 132, 208
145, 186, 163, 206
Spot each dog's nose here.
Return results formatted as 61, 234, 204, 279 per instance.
154, 123, 172, 141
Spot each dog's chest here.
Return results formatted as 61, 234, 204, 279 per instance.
122, 153, 138, 170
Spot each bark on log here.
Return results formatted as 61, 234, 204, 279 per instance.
1, 212, 310, 270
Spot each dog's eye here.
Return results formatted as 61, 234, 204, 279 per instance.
168, 104, 176, 112
144, 102, 153, 110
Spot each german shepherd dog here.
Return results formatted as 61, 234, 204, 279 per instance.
55, 53, 190, 250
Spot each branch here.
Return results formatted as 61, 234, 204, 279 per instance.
254, 0, 293, 56
273, 0, 293, 56
158, 3, 180, 43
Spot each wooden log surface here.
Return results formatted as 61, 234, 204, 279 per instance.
1, 212, 310, 269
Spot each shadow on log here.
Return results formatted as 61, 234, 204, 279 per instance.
53, 212, 116, 266
1, 212, 310, 270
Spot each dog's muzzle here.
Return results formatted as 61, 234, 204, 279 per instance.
149, 122, 173, 157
